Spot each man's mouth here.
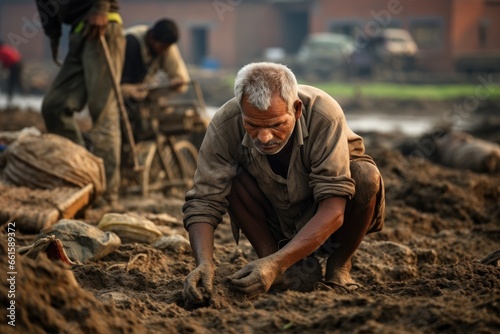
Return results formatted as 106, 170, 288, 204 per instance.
255, 141, 282, 154
259, 144, 276, 152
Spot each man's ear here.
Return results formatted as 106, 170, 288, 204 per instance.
293, 100, 302, 120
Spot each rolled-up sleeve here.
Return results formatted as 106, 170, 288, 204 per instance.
304, 90, 356, 202
308, 114, 356, 202
182, 119, 239, 230
162, 44, 190, 93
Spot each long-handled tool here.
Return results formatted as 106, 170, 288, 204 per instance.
99, 34, 142, 171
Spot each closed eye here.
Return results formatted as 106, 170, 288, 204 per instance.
244, 122, 257, 129
244, 121, 285, 129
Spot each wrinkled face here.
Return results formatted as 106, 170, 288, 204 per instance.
241, 93, 302, 155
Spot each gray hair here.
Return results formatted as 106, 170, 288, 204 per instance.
234, 62, 298, 112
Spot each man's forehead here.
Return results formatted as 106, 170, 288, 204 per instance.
242, 92, 286, 109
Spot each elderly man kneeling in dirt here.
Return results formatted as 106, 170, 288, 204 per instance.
182, 62, 385, 304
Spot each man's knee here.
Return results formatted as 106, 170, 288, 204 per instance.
350, 161, 381, 204
228, 169, 273, 212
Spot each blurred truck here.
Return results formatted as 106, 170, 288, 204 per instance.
292, 33, 355, 80
349, 28, 419, 78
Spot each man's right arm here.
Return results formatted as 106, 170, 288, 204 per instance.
162, 44, 190, 93
182, 116, 239, 303
183, 223, 216, 304
36, 0, 62, 42
36, 0, 62, 65
188, 223, 215, 266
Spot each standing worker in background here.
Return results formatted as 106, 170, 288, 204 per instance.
120, 18, 190, 115
0, 40, 23, 108
36, 0, 125, 210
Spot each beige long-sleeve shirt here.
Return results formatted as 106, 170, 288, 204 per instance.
121, 25, 190, 92
183, 85, 374, 238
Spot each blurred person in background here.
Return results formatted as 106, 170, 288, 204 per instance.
35, 0, 125, 210
120, 18, 190, 134
0, 40, 24, 108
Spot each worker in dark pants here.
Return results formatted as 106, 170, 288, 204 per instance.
36, 0, 125, 210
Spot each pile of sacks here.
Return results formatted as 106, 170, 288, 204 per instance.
2, 131, 106, 197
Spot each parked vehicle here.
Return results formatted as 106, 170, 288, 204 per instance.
292, 33, 355, 80
349, 28, 419, 77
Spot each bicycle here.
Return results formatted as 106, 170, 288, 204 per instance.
120, 80, 209, 197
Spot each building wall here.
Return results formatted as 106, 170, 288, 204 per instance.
451, 0, 500, 55
1, 0, 497, 72
234, 3, 283, 67
450, 0, 484, 54
484, 1, 500, 49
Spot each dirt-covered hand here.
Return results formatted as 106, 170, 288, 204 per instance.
84, 12, 108, 39
183, 262, 214, 305
228, 257, 280, 297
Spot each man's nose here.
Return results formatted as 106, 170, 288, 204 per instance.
257, 128, 273, 143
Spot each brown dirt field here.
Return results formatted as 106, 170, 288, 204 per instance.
0, 100, 499, 334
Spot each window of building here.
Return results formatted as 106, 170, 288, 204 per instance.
329, 18, 402, 40
479, 18, 491, 48
409, 17, 444, 50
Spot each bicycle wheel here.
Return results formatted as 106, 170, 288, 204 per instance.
120, 141, 163, 196
174, 139, 198, 179
160, 139, 198, 197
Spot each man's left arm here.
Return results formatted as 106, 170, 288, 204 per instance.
162, 44, 190, 93
228, 196, 346, 296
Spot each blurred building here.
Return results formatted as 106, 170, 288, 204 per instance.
0, 0, 498, 73
315, 0, 500, 73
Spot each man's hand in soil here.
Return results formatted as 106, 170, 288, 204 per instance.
183, 262, 214, 305
228, 256, 281, 298
84, 12, 108, 39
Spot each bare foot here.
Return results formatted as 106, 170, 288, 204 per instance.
327, 266, 358, 285
315, 280, 362, 294
321, 257, 362, 293
315, 266, 362, 293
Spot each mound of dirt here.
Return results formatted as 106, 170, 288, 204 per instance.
0, 240, 145, 334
